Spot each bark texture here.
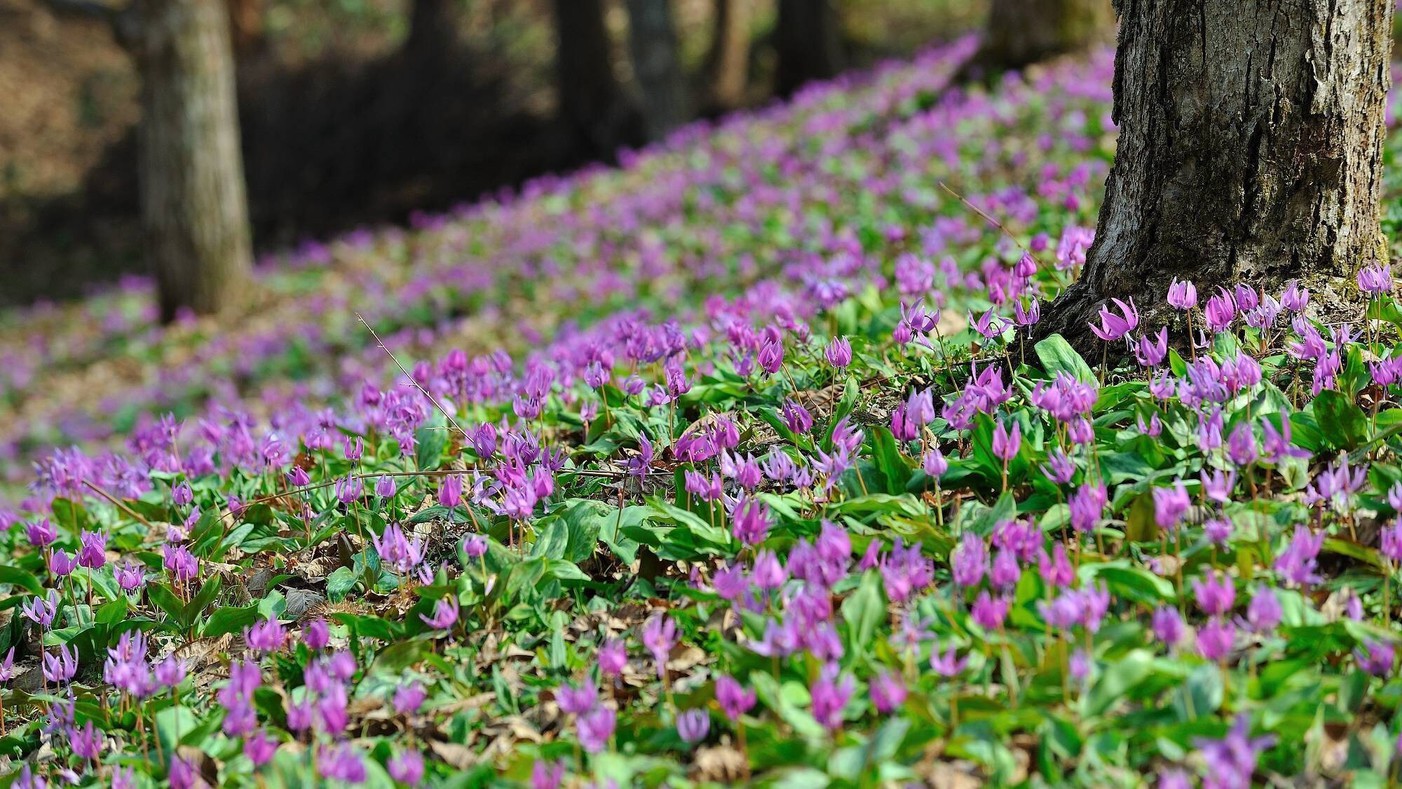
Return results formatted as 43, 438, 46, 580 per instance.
975, 0, 1113, 70
1036, 0, 1393, 354
551, 0, 642, 156
137, 0, 253, 323
774, 0, 844, 97
626, 0, 688, 140
703, 0, 751, 111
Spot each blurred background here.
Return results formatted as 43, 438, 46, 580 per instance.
0, 0, 986, 310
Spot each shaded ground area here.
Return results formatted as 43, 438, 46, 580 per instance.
0, 0, 981, 308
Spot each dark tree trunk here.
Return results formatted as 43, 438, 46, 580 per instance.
974, 0, 1113, 71
404, 0, 456, 64
703, 0, 750, 112
774, 0, 844, 97
551, 0, 641, 156
1036, 0, 1393, 355
136, 0, 253, 323
626, 0, 688, 140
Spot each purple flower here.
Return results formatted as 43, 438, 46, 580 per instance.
155, 656, 187, 689
810, 665, 854, 731
22, 591, 58, 628
731, 497, 771, 546
1356, 640, 1395, 676
42, 643, 78, 684
244, 729, 278, 766
317, 742, 366, 784
642, 615, 677, 678
303, 618, 331, 650
420, 597, 459, 630
439, 475, 463, 509
169, 755, 206, 789
1135, 328, 1168, 367
48, 549, 77, 578
676, 709, 710, 744
1204, 289, 1236, 333
1089, 298, 1139, 342
115, 560, 148, 592
77, 530, 107, 570
930, 642, 967, 677
245, 618, 286, 653
577, 704, 616, 753
375, 475, 398, 499
557, 681, 598, 716
1192, 571, 1236, 617
1193, 715, 1275, 788
530, 760, 566, 789
922, 448, 948, 478
1358, 262, 1393, 295
971, 591, 1009, 631
26, 518, 57, 549
598, 639, 628, 678
1166, 279, 1197, 310
716, 675, 756, 721
163, 544, 199, 584
991, 420, 1021, 462
1151, 606, 1184, 648
1196, 618, 1235, 662
826, 338, 853, 369
847, 668, 893, 718
951, 532, 988, 589
1152, 481, 1190, 533
394, 682, 427, 715
388, 750, 425, 786
1273, 525, 1323, 587
1242, 585, 1282, 635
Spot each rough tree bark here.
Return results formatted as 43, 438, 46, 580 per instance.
702, 0, 750, 112
1035, 0, 1393, 354
774, 0, 844, 97
551, 0, 642, 157
974, 0, 1113, 71
626, 0, 688, 141
136, 0, 254, 323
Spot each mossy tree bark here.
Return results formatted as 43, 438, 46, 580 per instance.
137, 0, 254, 323
975, 0, 1113, 70
625, 0, 688, 141
774, 0, 844, 97
1035, 0, 1393, 355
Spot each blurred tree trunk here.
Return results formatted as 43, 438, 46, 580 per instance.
702, 0, 750, 111
551, 0, 640, 155
1034, 0, 1393, 354
136, 0, 253, 322
974, 0, 1112, 71
225, 0, 263, 57
404, 0, 456, 63
625, 0, 687, 140
774, 0, 843, 97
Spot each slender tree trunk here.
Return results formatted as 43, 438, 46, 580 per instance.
626, 0, 688, 140
974, 0, 1113, 71
137, 0, 253, 323
703, 0, 750, 112
774, 0, 844, 97
1035, 0, 1392, 354
551, 0, 641, 156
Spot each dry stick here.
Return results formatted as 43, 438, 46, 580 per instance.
83, 481, 157, 531
357, 312, 469, 440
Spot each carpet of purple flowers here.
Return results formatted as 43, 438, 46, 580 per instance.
2, 35, 1402, 787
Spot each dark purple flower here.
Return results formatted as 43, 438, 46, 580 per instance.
716, 674, 756, 721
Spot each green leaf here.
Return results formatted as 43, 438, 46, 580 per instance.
148, 583, 187, 625
1084, 649, 1153, 716
0, 566, 43, 596
369, 639, 433, 677
155, 705, 200, 756
415, 410, 450, 471
1312, 390, 1369, 450
1035, 334, 1095, 382
325, 567, 357, 603
183, 576, 223, 622
202, 605, 258, 638
840, 571, 885, 656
